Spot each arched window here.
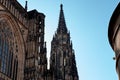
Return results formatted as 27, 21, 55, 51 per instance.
0, 21, 14, 78
13, 57, 18, 80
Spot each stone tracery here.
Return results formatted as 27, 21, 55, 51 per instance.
0, 20, 18, 78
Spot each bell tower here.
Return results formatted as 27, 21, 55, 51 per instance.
50, 4, 79, 80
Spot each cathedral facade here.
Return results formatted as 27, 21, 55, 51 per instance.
0, 0, 78, 80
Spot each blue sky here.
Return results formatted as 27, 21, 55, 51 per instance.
19, 0, 119, 80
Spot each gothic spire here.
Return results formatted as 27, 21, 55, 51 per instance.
57, 4, 67, 33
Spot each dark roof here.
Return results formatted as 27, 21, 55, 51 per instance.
108, 2, 120, 49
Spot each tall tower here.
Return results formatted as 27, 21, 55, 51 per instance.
24, 10, 47, 80
50, 4, 79, 80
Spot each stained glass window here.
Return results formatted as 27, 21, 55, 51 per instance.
0, 21, 14, 77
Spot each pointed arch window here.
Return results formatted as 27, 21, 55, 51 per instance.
13, 57, 18, 80
0, 21, 14, 78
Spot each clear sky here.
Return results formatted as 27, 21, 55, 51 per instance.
19, 0, 119, 80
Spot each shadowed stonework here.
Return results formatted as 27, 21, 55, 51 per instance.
0, 0, 79, 80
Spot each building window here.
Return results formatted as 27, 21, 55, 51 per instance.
0, 21, 14, 78
13, 58, 18, 80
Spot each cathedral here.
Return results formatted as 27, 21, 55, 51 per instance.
0, 0, 79, 80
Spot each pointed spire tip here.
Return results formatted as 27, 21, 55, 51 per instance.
60, 4, 63, 10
